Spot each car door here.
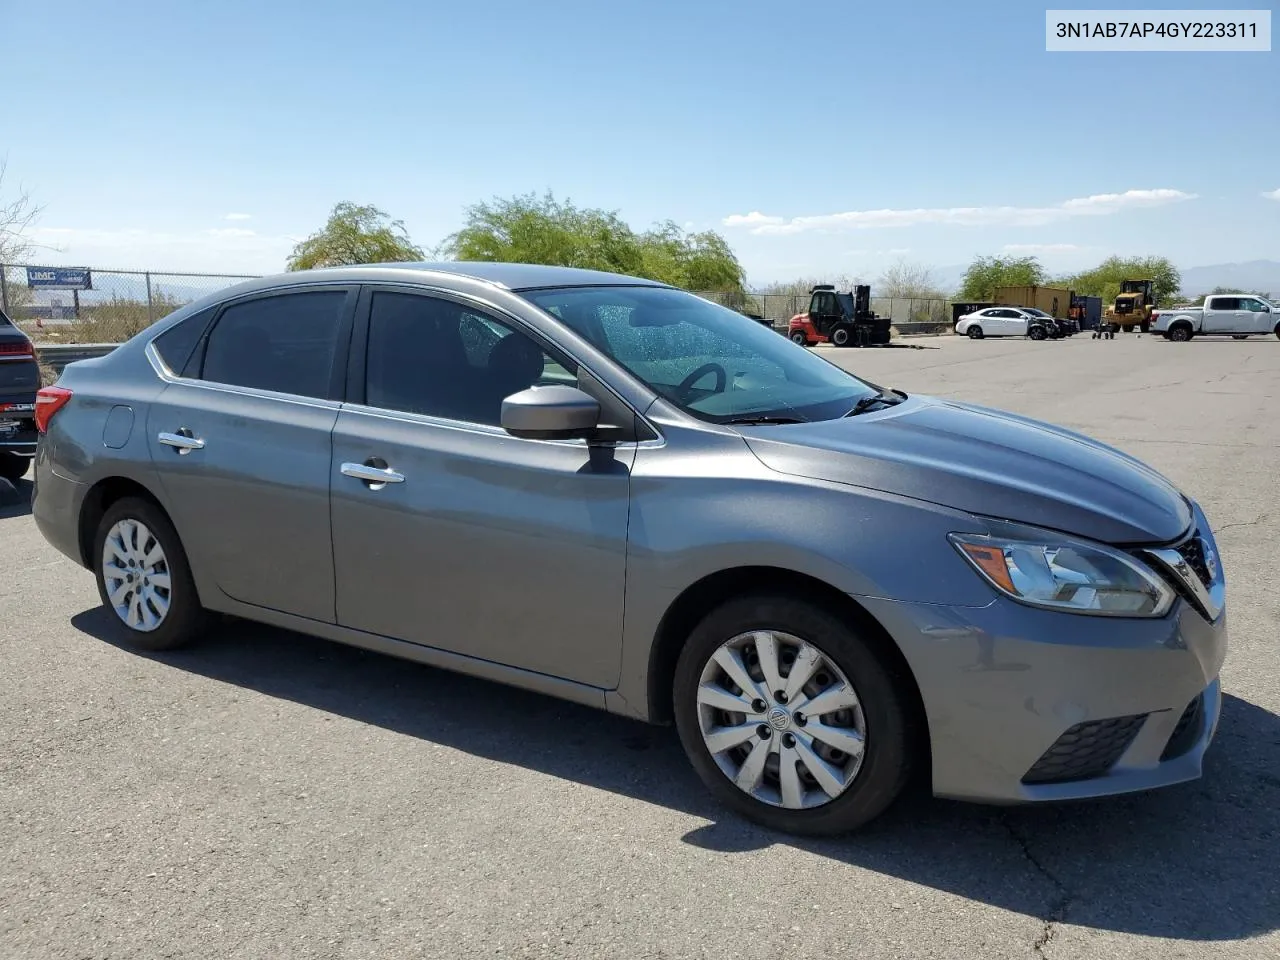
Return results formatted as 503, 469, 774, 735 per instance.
976, 309, 1004, 334
329, 286, 634, 688
1202, 296, 1239, 334
146, 285, 357, 623
1240, 297, 1273, 333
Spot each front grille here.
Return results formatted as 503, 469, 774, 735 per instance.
1160, 696, 1204, 762
1022, 714, 1147, 784
1176, 535, 1213, 588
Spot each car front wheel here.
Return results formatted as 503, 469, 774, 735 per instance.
673, 595, 915, 835
93, 496, 209, 651
967, 326, 983, 339
1029, 326, 1047, 341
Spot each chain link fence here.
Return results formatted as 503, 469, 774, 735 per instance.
696, 291, 954, 334
0, 264, 260, 343
0, 263, 957, 343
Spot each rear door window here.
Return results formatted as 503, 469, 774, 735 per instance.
197, 290, 350, 399
1208, 297, 1240, 311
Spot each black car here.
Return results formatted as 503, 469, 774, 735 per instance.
0, 309, 40, 481
1022, 308, 1073, 338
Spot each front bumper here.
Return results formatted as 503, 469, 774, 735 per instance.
861, 584, 1226, 804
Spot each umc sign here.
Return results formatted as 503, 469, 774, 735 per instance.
26, 267, 93, 290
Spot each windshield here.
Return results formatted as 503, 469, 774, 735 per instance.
520, 285, 878, 423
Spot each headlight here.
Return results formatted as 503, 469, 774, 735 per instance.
949, 532, 1175, 617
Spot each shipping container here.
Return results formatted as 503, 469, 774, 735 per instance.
993, 285, 1074, 318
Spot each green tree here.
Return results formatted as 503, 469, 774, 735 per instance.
287, 202, 424, 271
1062, 255, 1182, 307
957, 255, 1047, 301
442, 192, 747, 298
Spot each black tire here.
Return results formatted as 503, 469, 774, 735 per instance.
790, 331, 808, 346
673, 594, 916, 836
93, 496, 209, 651
967, 326, 983, 340
831, 325, 852, 347
1140, 321, 1150, 333
1233, 335, 1248, 340
1274, 322, 1280, 340
1169, 324, 1192, 343
0, 452, 30, 482
1029, 326, 1047, 341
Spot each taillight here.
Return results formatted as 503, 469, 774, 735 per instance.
34, 386, 73, 433
0, 340, 34, 358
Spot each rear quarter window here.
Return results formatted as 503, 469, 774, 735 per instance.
152, 307, 216, 375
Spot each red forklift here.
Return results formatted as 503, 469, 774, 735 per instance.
788, 285, 892, 347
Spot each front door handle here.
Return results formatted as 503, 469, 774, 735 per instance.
158, 430, 205, 454
340, 460, 405, 486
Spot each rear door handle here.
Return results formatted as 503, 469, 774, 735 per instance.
158, 430, 205, 454
340, 460, 405, 486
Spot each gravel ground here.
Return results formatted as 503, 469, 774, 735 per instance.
1, 331, 1276, 959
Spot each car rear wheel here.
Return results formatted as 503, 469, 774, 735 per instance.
967, 326, 983, 339
790, 331, 808, 346
1169, 325, 1192, 342
93, 497, 208, 651
673, 595, 914, 835
0, 452, 29, 482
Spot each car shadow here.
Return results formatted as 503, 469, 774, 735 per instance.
0, 476, 33, 518
71, 607, 1280, 943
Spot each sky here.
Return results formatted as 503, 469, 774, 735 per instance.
4, 0, 1278, 287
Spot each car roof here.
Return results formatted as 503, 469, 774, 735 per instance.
263, 261, 671, 292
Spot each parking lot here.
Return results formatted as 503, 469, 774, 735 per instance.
1, 332, 1276, 960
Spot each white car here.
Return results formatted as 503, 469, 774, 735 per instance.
955, 307, 1056, 341
1152, 294, 1280, 342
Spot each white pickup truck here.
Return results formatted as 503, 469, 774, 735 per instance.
1153, 294, 1280, 342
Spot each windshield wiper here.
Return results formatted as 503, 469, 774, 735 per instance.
845, 391, 903, 417
722, 415, 806, 426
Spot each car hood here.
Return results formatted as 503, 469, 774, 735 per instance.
740, 396, 1191, 545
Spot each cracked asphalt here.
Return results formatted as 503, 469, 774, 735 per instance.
2, 332, 1277, 959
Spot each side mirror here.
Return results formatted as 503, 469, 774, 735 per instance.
501, 385, 601, 441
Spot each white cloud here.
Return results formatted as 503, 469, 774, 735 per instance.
223, 212, 253, 221
722, 211, 785, 228
1263, 188, 1280, 201
723, 189, 1197, 236
1002, 243, 1083, 254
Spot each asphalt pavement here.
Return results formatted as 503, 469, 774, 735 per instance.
1, 332, 1277, 959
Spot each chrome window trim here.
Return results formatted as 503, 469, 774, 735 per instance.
336, 400, 665, 450
143, 281, 667, 445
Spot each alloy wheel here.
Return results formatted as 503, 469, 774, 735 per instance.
101, 518, 173, 632
695, 630, 866, 809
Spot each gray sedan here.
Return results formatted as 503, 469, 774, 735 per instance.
31, 263, 1227, 834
